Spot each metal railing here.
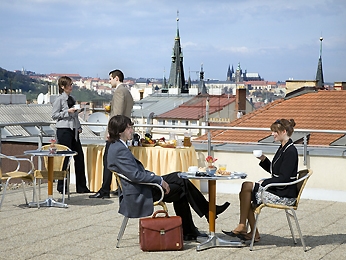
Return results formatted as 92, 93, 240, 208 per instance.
1, 121, 346, 166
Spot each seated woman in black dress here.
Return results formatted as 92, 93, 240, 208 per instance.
223, 119, 298, 242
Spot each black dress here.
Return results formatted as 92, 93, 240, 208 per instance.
252, 139, 298, 206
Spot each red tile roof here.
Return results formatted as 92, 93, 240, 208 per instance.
48, 73, 82, 78
156, 94, 236, 120
245, 81, 277, 86
196, 89, 346, 146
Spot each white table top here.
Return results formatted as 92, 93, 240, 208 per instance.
178, 171, 247, 180
24, 150, 77, 157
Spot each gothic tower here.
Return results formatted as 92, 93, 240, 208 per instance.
235, 62, 243, 83
168, 11, 186, 94
199, 63, 207, 94
315, 37, 324, 89
227, 65, 231, 81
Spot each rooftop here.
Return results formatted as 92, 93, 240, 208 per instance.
196, 89, 346, 146
2, 183, 345, 259
132, 94, 194, 119
0, 104, 101, 142
156, 94, 236, 120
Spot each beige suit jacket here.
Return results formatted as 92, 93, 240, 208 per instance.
104, 83, 134, 139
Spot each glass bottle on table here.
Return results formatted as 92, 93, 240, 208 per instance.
183, 131, 192, 147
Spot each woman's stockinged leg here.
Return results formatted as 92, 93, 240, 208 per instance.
246, 205, 260, 239
233, 181, 260, 240
233, 181, 255, 233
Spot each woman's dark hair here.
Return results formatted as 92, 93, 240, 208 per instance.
58, 76, 72, 94
108, 115, 133, 142
109, 69, 124, 82
271, 118, 296, 137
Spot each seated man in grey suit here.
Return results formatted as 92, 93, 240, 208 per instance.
107, 115, 230, 240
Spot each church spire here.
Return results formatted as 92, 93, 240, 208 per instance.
176, 10, 180, 39
199, 63, 208, 94
315, 36, 324, 89
227, 64, 231, 81
168, 10, 186, 94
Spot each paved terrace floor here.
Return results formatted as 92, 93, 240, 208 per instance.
1, 183, 346, 260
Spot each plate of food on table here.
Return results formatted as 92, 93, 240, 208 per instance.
216, 168, 231, 176
157, 137, 176, 148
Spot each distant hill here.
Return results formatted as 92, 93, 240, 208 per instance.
0, 67, 40, 93
0, 67, 111, 103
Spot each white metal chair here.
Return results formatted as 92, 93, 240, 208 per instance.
34, 144, 72, 204
112, 171, 168, 248
0, 153, 39, 211
250, 169, 313, 251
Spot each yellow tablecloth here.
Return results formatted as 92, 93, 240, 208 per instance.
86, 144, 199, 192
86, 144, 118, 192
130, 146, 197, 175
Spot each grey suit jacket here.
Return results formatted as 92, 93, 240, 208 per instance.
52, 92, 81, 130
107, 140, 162, 218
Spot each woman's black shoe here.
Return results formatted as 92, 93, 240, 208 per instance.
57, 187, 68, 194
222, 230, 238, 237
77, 188, 91, 193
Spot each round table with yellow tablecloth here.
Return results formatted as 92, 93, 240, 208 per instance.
86, 144, 199, 192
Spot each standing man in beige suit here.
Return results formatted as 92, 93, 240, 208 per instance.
89, 69, 134, 198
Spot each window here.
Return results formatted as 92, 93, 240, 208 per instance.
190, 120, 197, 126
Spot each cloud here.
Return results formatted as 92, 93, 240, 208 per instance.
218, 46, 252, 54
0, 0, 345, 82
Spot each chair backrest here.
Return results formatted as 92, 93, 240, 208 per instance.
41, 144, 72, 171
114, 172, 123, 191
0, 153, 35, 179
295, 169, 313, 207
254, 169, 313, 214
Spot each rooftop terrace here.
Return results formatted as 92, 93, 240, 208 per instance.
2, 183, 346, 260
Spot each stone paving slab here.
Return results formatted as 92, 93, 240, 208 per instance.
1, 183, 346, 260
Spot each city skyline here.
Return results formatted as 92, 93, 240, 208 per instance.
1, 0, 345, 83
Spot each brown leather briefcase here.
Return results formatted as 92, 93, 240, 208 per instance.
139, 210, 183, 251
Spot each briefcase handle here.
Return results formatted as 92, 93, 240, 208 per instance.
152, 210, 169, 218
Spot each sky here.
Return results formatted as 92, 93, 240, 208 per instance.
1, 0, 345, 83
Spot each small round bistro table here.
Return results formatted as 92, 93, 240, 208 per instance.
178, 171, 247, 251
24, 149, 77, 208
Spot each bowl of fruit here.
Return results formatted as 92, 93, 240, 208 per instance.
141, 133, 156, 147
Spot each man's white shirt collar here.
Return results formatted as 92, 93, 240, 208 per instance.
115, 83, 124, 90
119, 139, 128, 148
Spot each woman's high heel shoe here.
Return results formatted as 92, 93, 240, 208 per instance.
222, 229, 246, 237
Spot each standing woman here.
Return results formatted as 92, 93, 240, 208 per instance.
223, 118, 298, 242
52, 76, 90, 194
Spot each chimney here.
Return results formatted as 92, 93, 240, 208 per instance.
236, 84, 246, 115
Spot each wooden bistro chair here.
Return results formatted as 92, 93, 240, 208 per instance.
34, 144, 72, 204
112, 171, 168, 248
250, 169, 313, 252
0, 153, 39, 211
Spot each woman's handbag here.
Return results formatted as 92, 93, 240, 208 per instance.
139, 210, 183, 251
